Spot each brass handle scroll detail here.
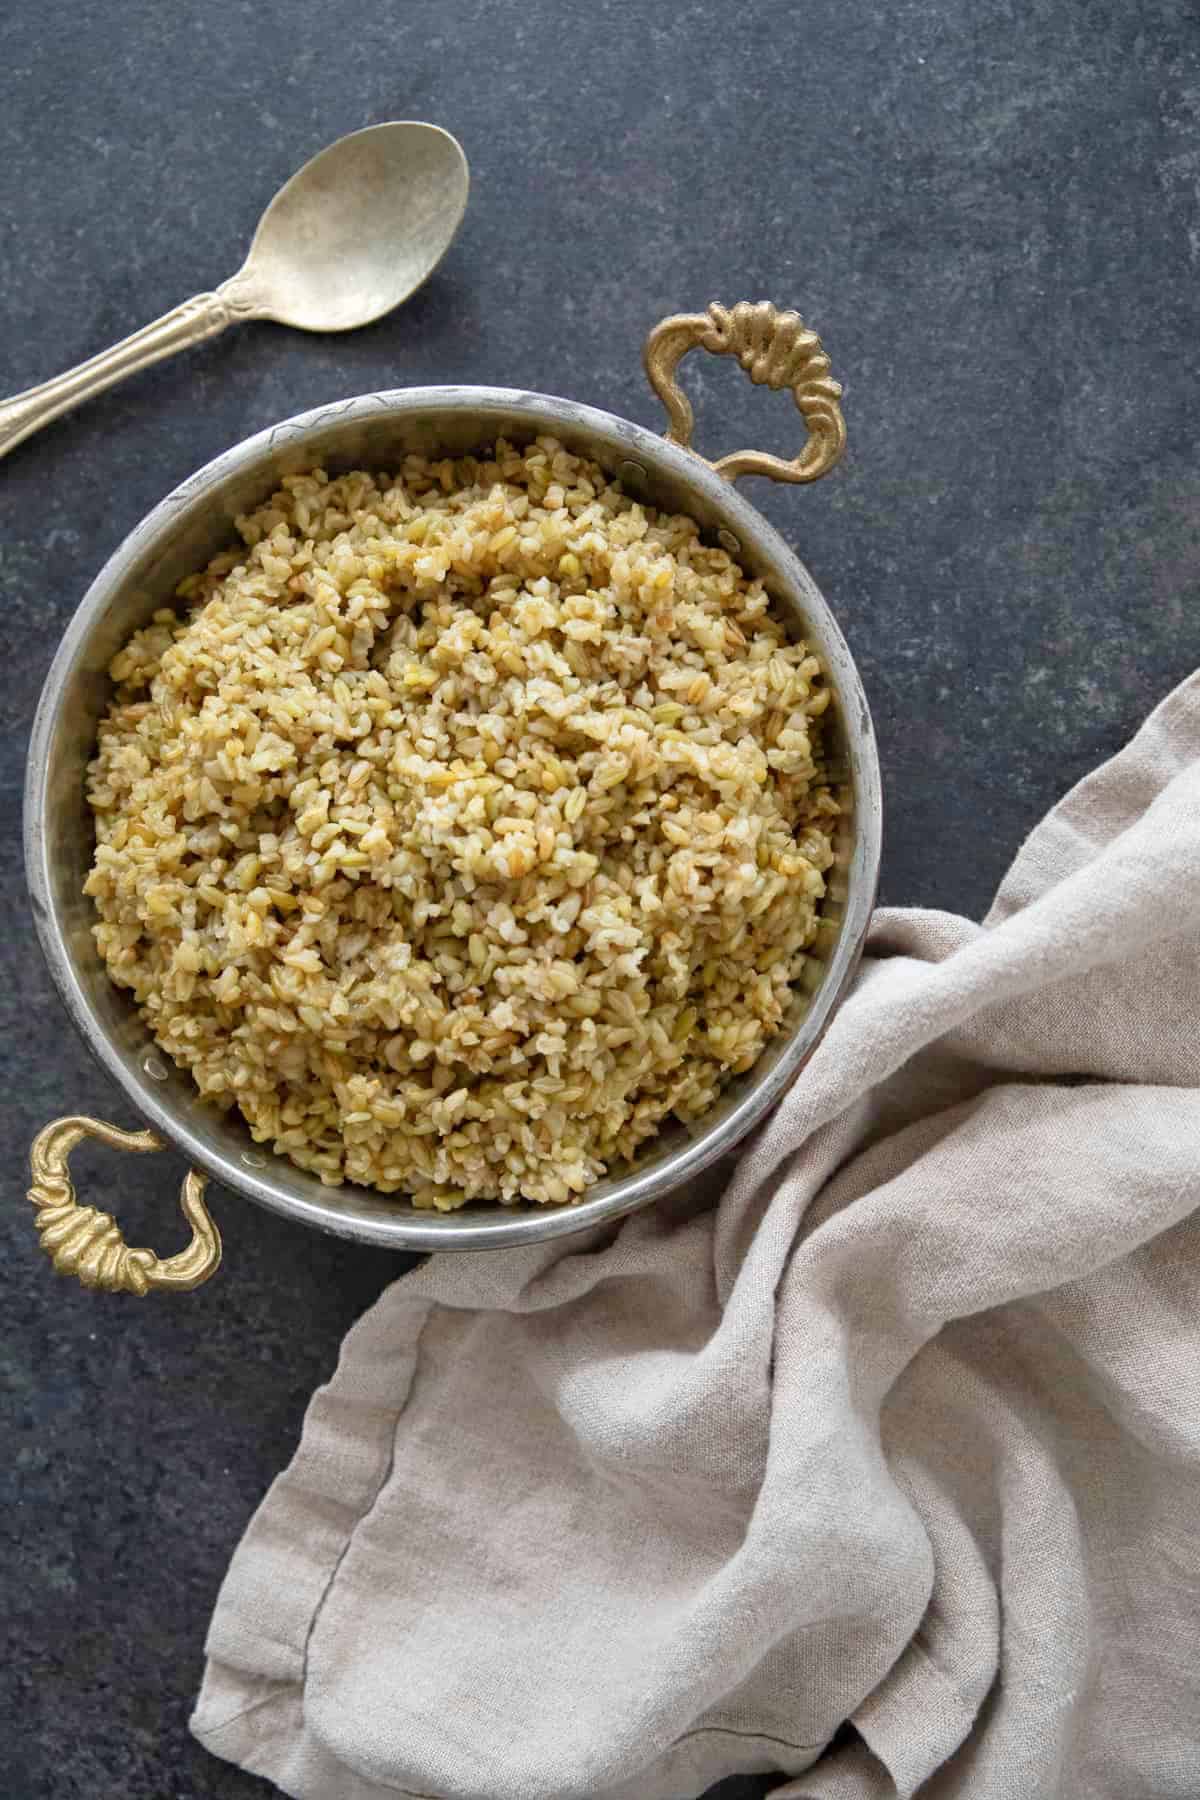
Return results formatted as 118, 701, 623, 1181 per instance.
643, 300, 846, 485
28, 1116, 222, 1294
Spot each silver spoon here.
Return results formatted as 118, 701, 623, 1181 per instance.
0, 121, 469, 462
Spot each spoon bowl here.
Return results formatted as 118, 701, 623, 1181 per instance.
226, 122, 470, 332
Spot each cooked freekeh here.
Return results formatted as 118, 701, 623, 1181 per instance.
84, 440, 838, 1207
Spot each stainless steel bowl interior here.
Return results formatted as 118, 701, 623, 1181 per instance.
25, 388, 881, 1251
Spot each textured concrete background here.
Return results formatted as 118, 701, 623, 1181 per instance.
2, 2, 1199, 1795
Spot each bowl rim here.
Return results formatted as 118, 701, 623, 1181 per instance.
25, 383, 881, 1252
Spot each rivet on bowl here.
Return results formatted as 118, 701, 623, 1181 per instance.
143, 1055, 168, 1083
718, 527, 741, 553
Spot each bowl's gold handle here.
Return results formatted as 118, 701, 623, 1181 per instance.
28, 1115, 222, 1294
643, 300, 846, 485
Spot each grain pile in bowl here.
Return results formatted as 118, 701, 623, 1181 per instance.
84, 439, 838, 1208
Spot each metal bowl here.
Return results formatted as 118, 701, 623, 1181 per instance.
24, 302, 880, 1292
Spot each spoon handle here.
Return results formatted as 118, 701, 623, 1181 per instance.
0, 289, 250, 462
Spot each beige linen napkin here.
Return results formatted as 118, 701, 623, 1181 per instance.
193, 672, 1200, 1800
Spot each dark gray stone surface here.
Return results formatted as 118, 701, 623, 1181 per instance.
2, 1, 1199, 1795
